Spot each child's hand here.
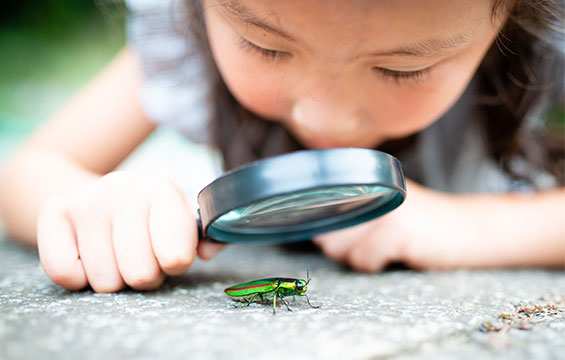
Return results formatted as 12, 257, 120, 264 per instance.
37, 171, 223, 292
313, 180, 476, 272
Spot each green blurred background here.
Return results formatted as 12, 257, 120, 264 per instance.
0, 0, 125, 152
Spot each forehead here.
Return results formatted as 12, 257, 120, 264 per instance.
215, 0, 495, 58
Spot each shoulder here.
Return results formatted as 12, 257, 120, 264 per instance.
125, 0, 213, 144
125, 0, 192, 73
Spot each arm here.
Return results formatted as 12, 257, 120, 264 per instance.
0, 48, 220, 293
0, 48, 155, 246
314, 180, 565, 271
454, 188, 565, 268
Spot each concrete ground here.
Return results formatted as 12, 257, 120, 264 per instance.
1, 130, 564, 360
1, 235, 564, 360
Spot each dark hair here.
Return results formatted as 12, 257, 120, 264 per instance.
477, 0, 565, 184
185, 0, 564, 185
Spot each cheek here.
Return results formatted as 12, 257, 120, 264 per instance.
378, 62, 477, 139
207, 26, 290, 121
380, 35, 494, 140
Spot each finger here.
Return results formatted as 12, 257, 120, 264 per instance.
149, 181, 197, 275
71, 203, 125, 293
37, 197, 88, 291
313, 221, 373, 261
112, 201, 164, 290
345, 235, 395, 273
197, 240, 226, 260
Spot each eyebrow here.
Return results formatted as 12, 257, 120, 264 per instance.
354, 35, 472, 59
215, 0, 296, 42
215, 0, 471, 58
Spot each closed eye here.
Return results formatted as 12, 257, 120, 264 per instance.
240, 36, 431, 84
240, 38, 290, 62
372, 66, 432, 84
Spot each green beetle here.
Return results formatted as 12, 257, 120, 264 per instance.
224, 268, 320, 314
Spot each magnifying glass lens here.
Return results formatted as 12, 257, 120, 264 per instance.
213, 185, 395, 233
198, 148, 406, 242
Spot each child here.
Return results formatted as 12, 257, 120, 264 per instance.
0, 0, 563, 293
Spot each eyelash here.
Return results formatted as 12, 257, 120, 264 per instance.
240, 38, 432, 84
373, 67, 431, 84
240, 38, 286, 61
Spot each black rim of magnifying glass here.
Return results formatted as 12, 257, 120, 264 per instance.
197, 148, 406, 243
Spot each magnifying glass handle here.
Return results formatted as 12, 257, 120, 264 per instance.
197, 209, 204, 240
197, 209, 225, 243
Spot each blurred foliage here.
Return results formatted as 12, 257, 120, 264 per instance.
1, 2, 110, 33
0, 0, 126, 133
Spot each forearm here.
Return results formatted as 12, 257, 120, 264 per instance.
458, 189, 565, 268
0, 148, 100, 246
0, 48, 154, 247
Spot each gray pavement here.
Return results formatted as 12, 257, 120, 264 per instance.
1, 234, 564, 360
1, 132, 564, 359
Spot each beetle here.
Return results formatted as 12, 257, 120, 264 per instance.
224, 268, 320, 315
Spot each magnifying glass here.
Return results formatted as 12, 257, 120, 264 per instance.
197, 148, 405, 243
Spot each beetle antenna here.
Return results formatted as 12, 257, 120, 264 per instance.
306, 264, 311, 285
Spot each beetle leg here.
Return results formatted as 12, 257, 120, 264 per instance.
279, 295, 292, 312
304, 294, 320, 309
245, 294, 260, 307
272, 293, 277, 315
235, 293, 260, 309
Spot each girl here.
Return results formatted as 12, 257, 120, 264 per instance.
0, 0, 563, 293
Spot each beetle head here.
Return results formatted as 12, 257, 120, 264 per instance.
295, 279, 308, 294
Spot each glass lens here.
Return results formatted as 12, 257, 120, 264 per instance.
213, 185, 395, 233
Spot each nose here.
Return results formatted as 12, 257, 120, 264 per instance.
291, 73, 368, 146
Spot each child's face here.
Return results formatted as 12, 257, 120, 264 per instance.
204, 0, 505, 149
